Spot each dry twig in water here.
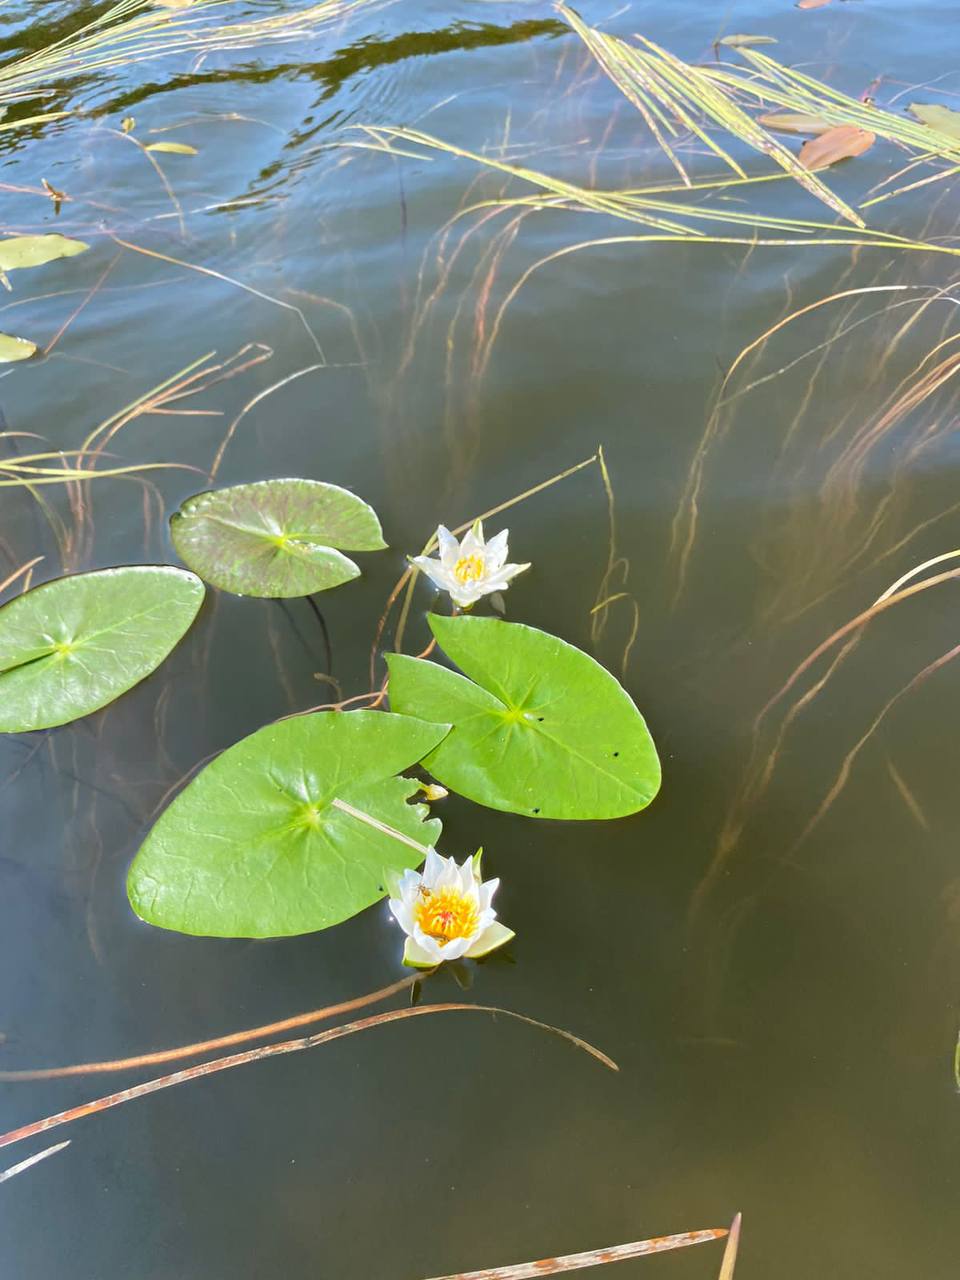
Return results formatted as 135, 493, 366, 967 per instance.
0, 972, 420, 1081
0, 1004, 616, 1152
717, 1213, 741, 1279
0, 1140, 70, 1184
420, 1226, 729, 1278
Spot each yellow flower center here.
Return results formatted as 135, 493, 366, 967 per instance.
453, 554, 485, 585
414, 886, 479, 946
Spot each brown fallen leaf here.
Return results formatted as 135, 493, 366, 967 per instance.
799, 125, 875, 170
758, 110, 833, 135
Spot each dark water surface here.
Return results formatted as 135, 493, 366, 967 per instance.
1, 1, 958, 1276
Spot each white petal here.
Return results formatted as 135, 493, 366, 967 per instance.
394, 868, 422, 901
465, 921, 515, 959
436, 934, 473, 961
475, 906, 497, 934
422, 848, 444, 886
388, 898, 416, 937
457, 858, 476, 896
403, 936, 439, 969
435, 855, 460, 892
485, 561, 530, 589
411, 555, 457, 594
478, 876, 499, 911
450, 579, 489, 608
459, 525, 484, 558
412, 926, 446, 962
484, 528, 509, 570
436, 526, 460, 568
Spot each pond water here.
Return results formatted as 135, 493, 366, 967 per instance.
1, 1, 958, 1276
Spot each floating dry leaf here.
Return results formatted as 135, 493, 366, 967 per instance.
0, 334, 37, 363
799, 125, 875, 170
758, 110, 833, 135
908, 102, 960, 141
421, 1228, 728, 1279
797, 0, 832, 9
121, 115, 136, 133
145, 141, 198, 155
717, 34, 777, 48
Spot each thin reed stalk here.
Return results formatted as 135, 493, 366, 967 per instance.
420, 1226, 729, 1279
0, 1004, 616, 1152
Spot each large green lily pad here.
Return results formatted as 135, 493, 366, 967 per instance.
170, 477, 387, 597
127, 710, 449, 937
387, 614, 661, 820
0, 566, 204, 733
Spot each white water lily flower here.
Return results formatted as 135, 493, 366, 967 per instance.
387, 848, 514, 968
410, 521, 530, 609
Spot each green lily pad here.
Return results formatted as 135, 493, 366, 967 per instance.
170, 477, 387, 598
0, 234, 88, 273
127, 710, 449, 937
908, 102, 960, 141
387, 614, 661, 820
0, 566, 204, 732
0, 333, 37, 362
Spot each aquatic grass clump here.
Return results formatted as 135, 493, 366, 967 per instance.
0, 0, 384, 111
702, 48, 960, 209
352, 121, 960, 390
351, 3, 960, 356
558, 3, 863, 225
559, 4, 960, 211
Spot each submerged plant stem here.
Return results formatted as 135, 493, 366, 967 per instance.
0, 557, 43, 598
